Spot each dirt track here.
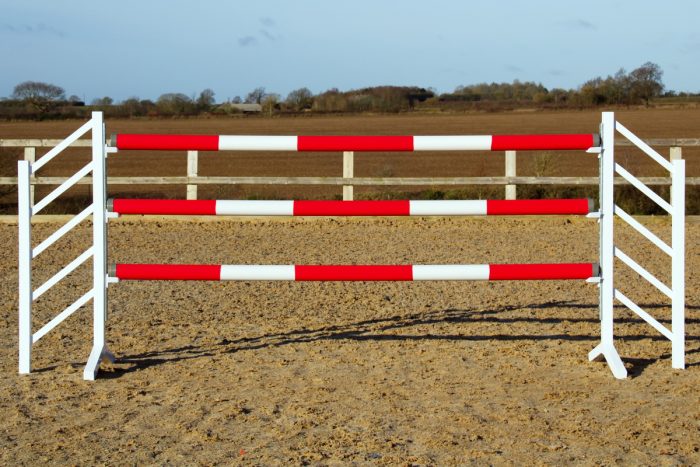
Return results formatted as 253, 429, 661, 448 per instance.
1, 215, 698, 464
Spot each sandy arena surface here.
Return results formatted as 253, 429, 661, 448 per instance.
1, 215, 699, 464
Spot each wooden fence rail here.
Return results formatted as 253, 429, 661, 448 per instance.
1, 139, 697, 204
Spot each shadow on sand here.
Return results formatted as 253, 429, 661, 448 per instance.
62, 300, 700, 380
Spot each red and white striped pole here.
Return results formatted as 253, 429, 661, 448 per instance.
112, 263, 598, 281
109, 199, 594, 216
111, 134, 600, 152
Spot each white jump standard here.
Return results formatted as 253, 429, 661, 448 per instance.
17, 112, 686, 380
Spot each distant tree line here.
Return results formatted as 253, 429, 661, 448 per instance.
1, 62, 696, 120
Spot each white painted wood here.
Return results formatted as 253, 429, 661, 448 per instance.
218, 135, 297, 151
343, 151, 354, 201
505, 150, 516, 200
220, 265, 295, 280
17, 160, 32, 374
24, 147, 35, 206
409, 200, 486, 215
32, 119, 93, 171
413, 135, 491, 150
84, 112, 110, 381
215, 200, 293, 215
589, 111, 628, 379
186, 151, 198, 200
413, 265, 489, 280
671, 157, 685, 369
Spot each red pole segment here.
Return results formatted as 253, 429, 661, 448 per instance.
485, 199, 592, 215
488, 263, 597, 280
114, 134, 219, 151
490, 134, 598, 151
112, 199, 217, 215
115, 264, 221, 280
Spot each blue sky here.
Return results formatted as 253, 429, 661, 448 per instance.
1, 0, 698, 102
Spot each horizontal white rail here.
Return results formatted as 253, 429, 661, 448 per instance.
32, 162, 93, 215
614, 247, 673, 298
2, 175, 697, 187
614, 205, 673, 256
32, 247, 94, 300
614, 288, 673, 340
33, 204, 93, 258
32, 120, 94, 172
614, 164, 672, 214
32, 288, 94, 343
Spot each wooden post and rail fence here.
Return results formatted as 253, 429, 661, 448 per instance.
1, 138, 697, 206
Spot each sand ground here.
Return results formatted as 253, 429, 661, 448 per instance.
0, 215, 698, 464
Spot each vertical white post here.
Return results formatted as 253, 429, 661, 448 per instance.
589, 111, 626, 378
343, 151, 354, 201
24, 147, 35, 206
671, 154, 685, 369
505, 151, 516, 200
18, 160, 32, 374
84, 112, 109, 380
187, 151, 198, 200
599, 112, 615, 349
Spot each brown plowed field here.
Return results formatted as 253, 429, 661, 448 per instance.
0, 108, 698, 205
0, 215, 698, 464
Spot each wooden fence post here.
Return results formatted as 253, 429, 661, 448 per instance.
505, 150, 516, 200
670, 147, 682, 205
187, 151, 198, 200
343, 151, 354, 201
24, 147, 35, 206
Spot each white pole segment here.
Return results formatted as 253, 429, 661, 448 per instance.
18, 160, 32, 374
413, 265, 489, 280
218, 136, 297, 151
220, 265, 295, 280
413, 135, 492, 151
409, 200, 487, 216
215, 200, 294, 216
671, 157, 685, 369
84, 112, 109, 381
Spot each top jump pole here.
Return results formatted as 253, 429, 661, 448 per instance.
111, 134, 601, 152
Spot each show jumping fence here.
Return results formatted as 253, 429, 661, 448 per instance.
16, 112, 686, 381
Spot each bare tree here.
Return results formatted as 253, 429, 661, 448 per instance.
261, 93, 280, 116
12, 81, 66, 113
629, 62, 664, 106
245, 87, 267, 104
285, 87, 314, 111
197, 88, 215, 108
